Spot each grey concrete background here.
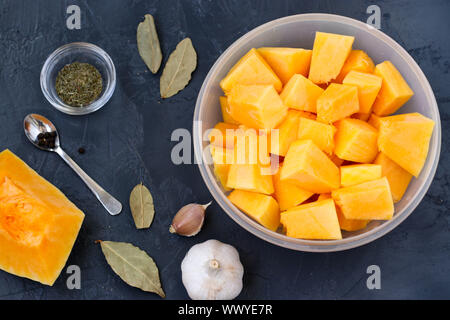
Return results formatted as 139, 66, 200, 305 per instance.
0, 0, 449, 299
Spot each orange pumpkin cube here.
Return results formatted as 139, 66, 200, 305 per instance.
233, 126, 271, 166
226, 163, 274, 195
316, 83, 359, 123
228, 190, 280, 231
334, 118, 378, 163
378, 113, 434, 177
308, 32, 354, 84
208, 122, 239, 149
228, 84, 288, 129
340, 164, 382, 187
336, 209, 369, 232
280, 199, 342, 240
280, 74, 324, 113
273, 167, 313, 211
281, 140, 340, 193
209, 145, 236, 191
372, 61, 414, 116
220, 48, 282, 93
335, 50, 375, 83
316, 193, 368, 231
270, 110, 301, 157
257, 47, 312, 84
332, 177, 394, 220
219, 96, 239, 125
374, 152, 413, 203
342, 71, 382, 114
0, 150, 84, 285
297, 117, 336, 155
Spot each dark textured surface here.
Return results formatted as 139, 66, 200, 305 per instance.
0, 0, 449, 300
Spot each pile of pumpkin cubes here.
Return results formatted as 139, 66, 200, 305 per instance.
208, 32, 435, 240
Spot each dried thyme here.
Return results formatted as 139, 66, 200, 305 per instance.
55, 62, 103, 107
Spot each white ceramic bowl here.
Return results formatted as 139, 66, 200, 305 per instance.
193, 14, 441, 252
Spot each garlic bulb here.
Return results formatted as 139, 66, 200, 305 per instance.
181, 239, 244, 300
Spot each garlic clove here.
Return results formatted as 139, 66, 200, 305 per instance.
169, 201, 212, 236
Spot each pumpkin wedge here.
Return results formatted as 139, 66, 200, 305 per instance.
0, 149, 84, 286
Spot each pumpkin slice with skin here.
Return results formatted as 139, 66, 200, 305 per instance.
0, 149, 84, 286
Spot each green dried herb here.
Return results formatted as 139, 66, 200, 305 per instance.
98, 240, 165, 298
137, 14, 162, 74
55, 62, 103, 107
160, 38, 197, 98
129, 183, 155, 229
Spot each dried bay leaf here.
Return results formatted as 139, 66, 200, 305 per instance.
129, 183, 154, 229
160, 37, 197, 98
99, 241, 165, 298
137, 14, 162, 74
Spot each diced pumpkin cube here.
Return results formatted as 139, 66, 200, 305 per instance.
378, 113, 434, 177
210, 145, 235, 191
220, 48, 282, 93
220, 96, 239, 125
332, 177, 394, 220
316, 192, 368, 231
280, 74, 324, 113
308, 32, 355, 84
316, 83, 359, 123
273, 167, 313, 211
281, 140, 340, 193
372, 61, 414, 116
228, 84, 288, 129
340, 164, 382, 187
342, 71, 382, 114
228, 190, 280, 231
374, 152, 413, 203
208, 122, 239, 149
280, 199, 342, 240
334, 118, 378, 163
368, 113, 382, 129
270, 110, 301, 157
335, 50, 375, 83
226, 163, 274, 195
297, 117, 336, 155
233, 126, 271, 166
210, 144, 235, 165
336, 209, 369, 232
257, 47, 312, 84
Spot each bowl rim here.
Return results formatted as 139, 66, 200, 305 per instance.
193, 13, 441, 252
40, 42, 116, 116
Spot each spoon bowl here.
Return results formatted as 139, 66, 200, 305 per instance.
24, 114, 61, 151
23, 113, 122, 216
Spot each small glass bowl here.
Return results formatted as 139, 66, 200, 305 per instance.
40, 42, 116, 115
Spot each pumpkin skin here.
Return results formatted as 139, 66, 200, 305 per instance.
0, 149, 84, 286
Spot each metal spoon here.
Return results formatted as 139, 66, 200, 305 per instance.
24, 113, 122, 215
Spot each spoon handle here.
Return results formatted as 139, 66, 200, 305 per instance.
54, 147, 122, 215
